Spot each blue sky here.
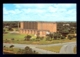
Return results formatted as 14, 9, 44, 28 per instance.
3, 4, 76, 21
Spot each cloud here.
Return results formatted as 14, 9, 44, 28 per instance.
3, 7, 9, 14
3, 7, 21, 15
48, 6, 57, 12
3, 4, 76, 21
13, 4, 53, 9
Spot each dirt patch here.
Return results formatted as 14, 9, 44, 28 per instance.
47, 41, 52, 43
32, 42, 39, 45
3, 50, 16, 54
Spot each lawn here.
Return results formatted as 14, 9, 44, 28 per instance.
37, 45, 63, 53
3, 46, 39, 54
3, 33, 76, 45
3, 47, 20, 54
73, 46, 76, 54
3, 33, 27, 40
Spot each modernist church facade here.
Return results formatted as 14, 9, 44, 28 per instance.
19, 21, 57, 37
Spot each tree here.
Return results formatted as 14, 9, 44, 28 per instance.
24, 35, 32, 41
19, 46, 38, 54
46, 36, 51, 41
53, 32, 62, 40
8, 27, 13, 31
40, 36, 44, 40
68, 35, 73, 40
61, 36, 65, 39
46, 33, 54, 40
36, 36, 40, 41
60, 28, 69, 38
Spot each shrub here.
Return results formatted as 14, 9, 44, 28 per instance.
8, 27, 13, 31
68, 35, 73, 40
10, 45, 14, 48
17, 46, 38, 54
4, 39, 10, 43
16, 29, 19, 31
30, 38, 36, 41
46, 37, 51, 41
40, 37, 44, 40
36, 36, 40, 41
11, 38, 14, 41
19, 46, 38, 54
61, 36, 65, 39
46, 33, 54, 40
24, 35, 32, 41
36, 36, 40, 39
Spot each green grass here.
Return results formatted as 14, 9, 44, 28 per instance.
3, 33, 76, 45
3, 46, 39, 54
3, 47, 20, 54
73, 46, 76, 54
3, 33, 27, 40
37, 45, 63, 53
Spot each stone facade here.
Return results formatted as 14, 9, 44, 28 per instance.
19, 21, 57, 37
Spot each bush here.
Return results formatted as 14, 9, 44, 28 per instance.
46, 33, 54, 40
61, 36, 65, 39
46, 37, 51, 41
30, 38, 36, 41
16, 29, 19, 31
24, 35, 32, 41
10, 45, 14, 48
40, 37, 44, 40
8, 27, 13, 31
68, 35, 73, 40
25, 46, 37, 54
11, 38, 14, 41
4, 39, 10, 43
36, 36, 40, 41
17, 46, 38, 54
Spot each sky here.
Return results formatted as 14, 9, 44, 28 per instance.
3, 4, 76, 21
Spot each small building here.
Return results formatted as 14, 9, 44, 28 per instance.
63, 24, 70, 26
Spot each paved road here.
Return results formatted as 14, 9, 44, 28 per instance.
3, 42, 76, 47
3, 43, 58, 54
3, 42, 76, 54
59, 42, 76, 54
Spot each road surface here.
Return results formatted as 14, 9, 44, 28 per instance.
60, 42, 76, 54
3, 42, 76, 54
